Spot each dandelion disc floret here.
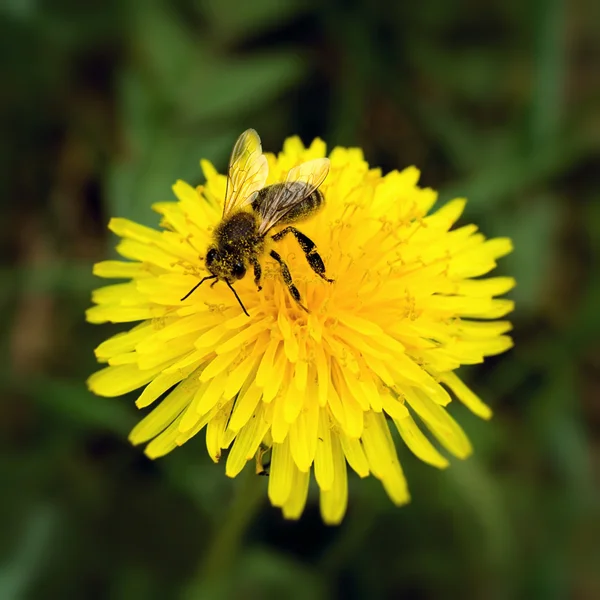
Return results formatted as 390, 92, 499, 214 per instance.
87, 134, 515, 524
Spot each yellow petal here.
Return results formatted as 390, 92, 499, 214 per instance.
255, 338, 280, 387
261, 353, 289, 404
129, 375, 199, 445
228, 382, 262, 432
314, 343, 330, 407
282, 466, 310, 520
320, 435, 348, 525
405, 388, 472, 459
145, 416, 182, 459
288, 396, 319, 472
136, 365, 197, 408
199, 348, 240, 382
441, 371, 493, 420
225, 404, 265, 478
205, 401, 234, 462
268, 436, 294, 507
86, 305, 156, 324
88, 363, 163, 397
394, 414, 449, 468
314, 409, 334, 491
453, 277, 516, 297
93, 260, 149, 279
215, 317, 272, 354
271, 387, 290, 444
195, 370, 229, 416
339, 431, 369, 477
94, 323, 154, 360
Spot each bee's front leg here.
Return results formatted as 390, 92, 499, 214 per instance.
250, 256, 262, 291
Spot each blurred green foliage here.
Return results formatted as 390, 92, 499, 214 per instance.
1, 0, 599, 598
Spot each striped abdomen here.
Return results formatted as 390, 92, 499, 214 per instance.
252, 183, 325, 231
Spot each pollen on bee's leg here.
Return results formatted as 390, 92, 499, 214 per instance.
269, 249, 309, 311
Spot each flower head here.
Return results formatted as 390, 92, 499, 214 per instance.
87, 134, 514, 524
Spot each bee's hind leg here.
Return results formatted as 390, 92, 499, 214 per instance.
272, 227, 334, 283
269, 250, 308, 312
250, 256, 262, 291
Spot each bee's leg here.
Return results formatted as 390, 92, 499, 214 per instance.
250, 256, 262, 291
269, 250, 308, 312
272, 227, 334, 283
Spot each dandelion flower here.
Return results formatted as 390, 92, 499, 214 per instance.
87, 134, 514, 524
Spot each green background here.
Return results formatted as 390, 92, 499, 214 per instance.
2, 0, 599, 598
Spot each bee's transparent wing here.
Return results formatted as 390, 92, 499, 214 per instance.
257, 158, 330, 235
223, 129, 269, 217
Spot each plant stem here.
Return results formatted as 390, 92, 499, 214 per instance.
184, 467, 265, 597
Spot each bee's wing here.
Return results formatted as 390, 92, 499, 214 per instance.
257, 157, 330, 235
223, 129, 269, 217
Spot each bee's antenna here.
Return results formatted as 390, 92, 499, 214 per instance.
226, 281, 250, 317
181, 275, 217, 301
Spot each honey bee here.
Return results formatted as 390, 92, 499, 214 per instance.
182, 129, 334, 315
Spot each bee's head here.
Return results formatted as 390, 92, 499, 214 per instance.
205, 247, 246, 282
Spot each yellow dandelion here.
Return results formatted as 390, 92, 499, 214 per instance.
87, 131, 515, 525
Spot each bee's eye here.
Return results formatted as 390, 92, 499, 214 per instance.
206, 248, 218, 265
232, 262, 246, 279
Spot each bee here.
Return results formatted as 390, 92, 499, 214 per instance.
182, 129, 334, 315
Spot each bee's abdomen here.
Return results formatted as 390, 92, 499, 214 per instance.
278, 190, 324, 225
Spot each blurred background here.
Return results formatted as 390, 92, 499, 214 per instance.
1, 0, 599, 598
